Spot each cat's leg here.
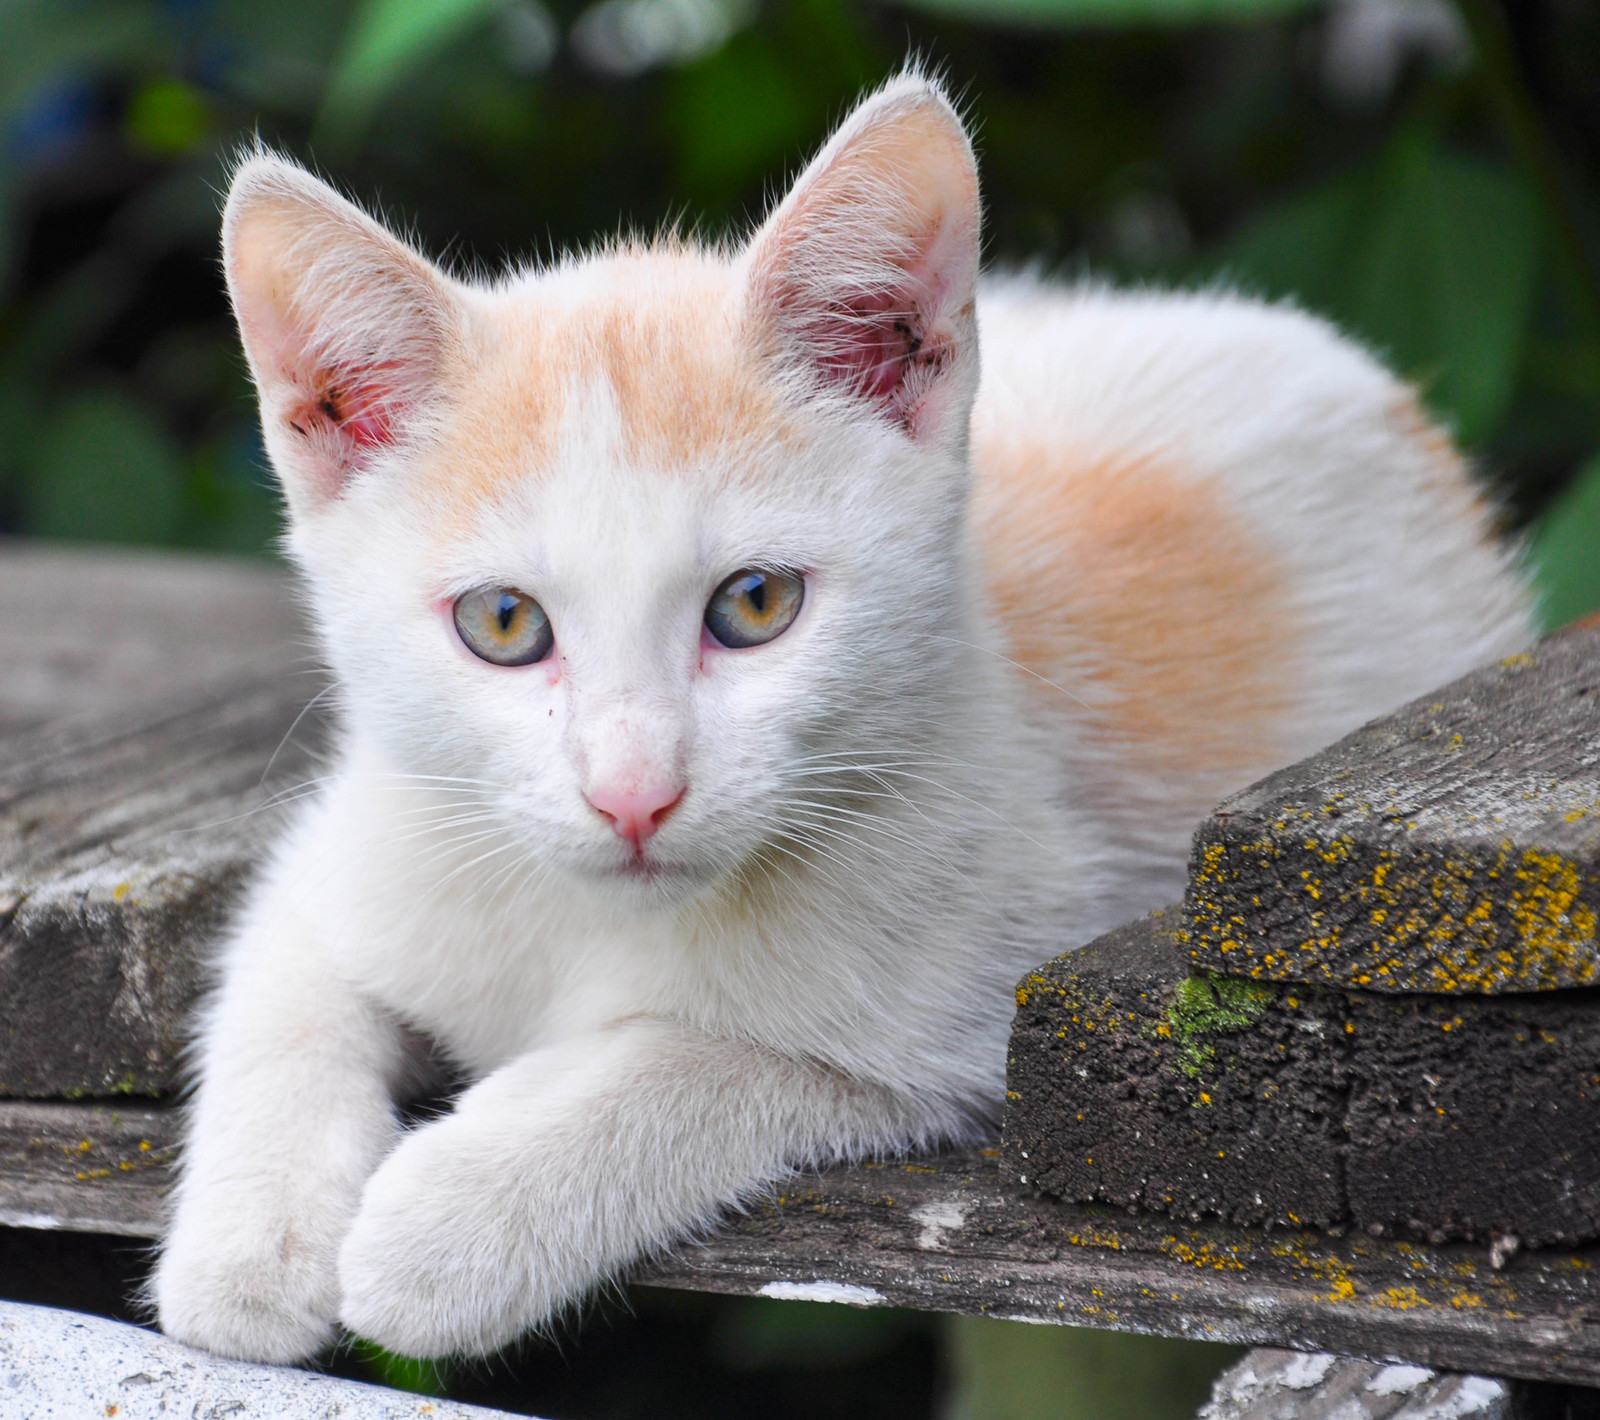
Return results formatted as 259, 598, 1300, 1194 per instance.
337, 1018, 924, 1358
153, 897, 409, 1363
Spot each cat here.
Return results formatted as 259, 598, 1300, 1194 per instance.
153, 74, 1533, 1364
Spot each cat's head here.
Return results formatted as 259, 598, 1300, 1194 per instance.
226, 76, 984, 905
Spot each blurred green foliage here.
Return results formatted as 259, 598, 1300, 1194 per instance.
1533, 450, 1600, 630
1, 0, 1598, 621
944, 1317, 1239, 1420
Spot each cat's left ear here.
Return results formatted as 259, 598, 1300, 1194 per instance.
223, 153, 461, 511
744, 76, 980, 444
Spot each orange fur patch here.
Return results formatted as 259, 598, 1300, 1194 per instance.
972, 435, 1300, 794
423, 251, 789, 508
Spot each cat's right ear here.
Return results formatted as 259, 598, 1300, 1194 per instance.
223, 153, 459, 510
743, 77, 981, 445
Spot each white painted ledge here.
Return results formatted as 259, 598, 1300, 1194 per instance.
0, 1301, 525, 1419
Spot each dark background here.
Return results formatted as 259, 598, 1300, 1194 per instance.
2, 0, 1598, 1412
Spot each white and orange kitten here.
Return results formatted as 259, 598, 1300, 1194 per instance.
155, 77, 1532, 1362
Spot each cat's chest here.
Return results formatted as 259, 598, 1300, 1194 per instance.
333, 873, 683, 1076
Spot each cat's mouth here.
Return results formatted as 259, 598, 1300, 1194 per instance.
602, 849, 702, 888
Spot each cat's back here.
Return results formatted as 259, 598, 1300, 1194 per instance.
969, 277, 1534, 884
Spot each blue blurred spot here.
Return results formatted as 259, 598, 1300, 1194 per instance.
8, 77, 98, 170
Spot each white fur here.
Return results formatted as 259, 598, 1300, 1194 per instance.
154, 78, 1532, 1362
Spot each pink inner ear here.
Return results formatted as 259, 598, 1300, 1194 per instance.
765, 202, 967, 429
812, 289, 925, 407
285, 359, 409, 460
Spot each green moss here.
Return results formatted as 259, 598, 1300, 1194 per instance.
1163, 973, 1276, 1080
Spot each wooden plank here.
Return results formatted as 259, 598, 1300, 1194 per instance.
638, 1152, 1600, 1388
1185, 625, 1600, 994
1005, 911, 1600, 1248
1198, 1350, 1515, 1419
0, 544, 325, 1097
0, 1300, 518, 1418
0, 540, 304, 743
7, 1101, 1598, 1387
0, 1102, 172, 1236
0, 543, 322, 1095
0, 677, 327, 1096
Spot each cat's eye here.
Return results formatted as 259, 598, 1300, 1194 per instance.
453, 588, 554, 666
704, 568, 804, 649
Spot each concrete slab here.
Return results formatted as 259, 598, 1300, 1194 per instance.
0, 1300, 522, 1418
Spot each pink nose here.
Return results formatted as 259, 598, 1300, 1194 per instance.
586, 784, 684, 848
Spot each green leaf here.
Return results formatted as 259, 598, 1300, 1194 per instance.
179, 434, 282, 557
669, 38, 807, 197
889, 0, 1317, 30
1223, 131, 1542, 447
317, 0, 504, 143
24, 388, 186, 546
350, 1337, 450, 1395
1531, 450, 1600, 632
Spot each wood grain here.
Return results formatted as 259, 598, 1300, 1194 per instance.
0, 1101, 172, 1236
0, 540, 306, 742
0, 544, 325, 1097
6, 1099, 1600, 1386
1185, 625, 1600, 994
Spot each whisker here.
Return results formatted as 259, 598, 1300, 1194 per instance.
915, 630, 1094, 711
257, 682, 340, 790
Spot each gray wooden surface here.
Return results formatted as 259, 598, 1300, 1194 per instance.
1007, 911, 1600, 1247
1185, 622, 1600, 994
0, 1301, 520, 1418
0, 542, 323, 1097
0, 1100, 172, 1235
0, 539, 306, 740
7, 1096, 1600, 1387
4, 544, 1600, 1388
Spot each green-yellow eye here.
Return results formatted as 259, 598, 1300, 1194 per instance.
705, 568, 804, 649
453, 587, 553, 666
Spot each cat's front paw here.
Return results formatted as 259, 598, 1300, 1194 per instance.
155, 1202, 340, 1364
338, 1117, 558, 1358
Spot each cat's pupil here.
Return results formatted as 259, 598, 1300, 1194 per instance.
747, 579, 767, 614
496, 596, 517, 632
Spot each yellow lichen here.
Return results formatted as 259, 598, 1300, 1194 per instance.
1371, 1286, 1429, 1310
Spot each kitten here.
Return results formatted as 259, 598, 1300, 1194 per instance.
154, 75, 1533, 1363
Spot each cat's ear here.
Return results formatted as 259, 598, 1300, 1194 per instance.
744, 76, 980, 442
223, 153, 460, 508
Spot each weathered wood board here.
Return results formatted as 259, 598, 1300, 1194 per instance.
0, 539, 304, 740
1197, 1349, 1515, 1419
0, 543, 324, 1097
0, 1102, 173, 1236
0, 678, 326, 1096
1185, 624, 1600, 994
8, 1099, 1600, 1387
1007, 911, 1600, 1247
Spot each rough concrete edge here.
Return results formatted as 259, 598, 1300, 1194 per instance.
0, 1301, 526, 1418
